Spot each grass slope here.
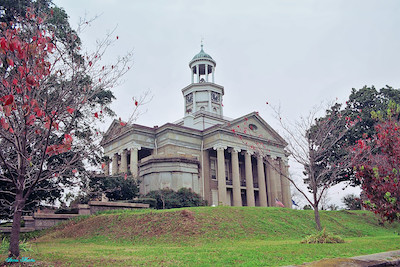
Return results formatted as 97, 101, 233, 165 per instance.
2, 207, 400, 266
39, 207, 400, 244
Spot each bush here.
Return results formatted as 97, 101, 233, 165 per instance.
301, 228, 345, 244
88, 176, 139, 201
145, 188, 206, 209
0, 237, 33, 253
342, 194, 362, 210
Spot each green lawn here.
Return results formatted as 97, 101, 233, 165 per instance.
1, 207, 400, 266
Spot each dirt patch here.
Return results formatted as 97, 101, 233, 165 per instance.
180, 209, 195, 220
37, 209, 203, 243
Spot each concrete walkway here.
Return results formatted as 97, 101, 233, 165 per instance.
290, 250, 400, 267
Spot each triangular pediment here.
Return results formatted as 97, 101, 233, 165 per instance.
101, 119, 132, 145
222, 112, 287, 146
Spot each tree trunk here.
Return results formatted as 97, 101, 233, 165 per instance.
313, 205, 322, 231
9, 191, 24, 258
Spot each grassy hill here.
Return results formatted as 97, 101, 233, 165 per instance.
39, 206, 400, 243
3, 207, 400, 266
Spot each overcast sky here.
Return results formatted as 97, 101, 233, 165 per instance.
53, 0, 400, 207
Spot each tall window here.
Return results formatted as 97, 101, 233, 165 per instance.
210, 157, 217, 180
225, 160, 230, 181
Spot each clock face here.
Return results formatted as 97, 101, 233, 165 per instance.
211, 92, 220, 102
186, 93, 193, 104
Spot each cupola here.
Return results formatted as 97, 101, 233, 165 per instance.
189, 44, 216, 84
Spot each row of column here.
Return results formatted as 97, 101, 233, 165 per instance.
213, 145, 291, 208
103, 146, 141, 177
191, 64, 215, 83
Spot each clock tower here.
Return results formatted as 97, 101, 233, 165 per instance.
181, 44, 225, 130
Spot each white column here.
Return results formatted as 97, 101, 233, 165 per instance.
257, 155, 268, 207
191, 68, 194, 83
205, 64, 209, 82
266, 155, 276, 206
130, 145, 141, 178
212, 66, 215, 83
111, 153, 118, 175
280, 158, 291, 208
245, 151, 255, 207
120, 149, 128, 174
231, 148, 242, 207
214, 144, 227, 206
208, 92, 212, 112
196, 65, 199, 82
274, 157, 283, 204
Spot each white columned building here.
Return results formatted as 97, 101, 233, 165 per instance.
101, 45, 291, 208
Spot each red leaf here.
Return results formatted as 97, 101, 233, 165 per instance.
94, 112, 99, 118
7, 58, 14, 67
119, 117, 126, 126
135, 100, 138, 106
67, 106, 74, 114
26, 76, 35, 86
27, 114, 35, 125
3, 95, 14, 106
72, 169, 77, 174
1, 118, 9, 130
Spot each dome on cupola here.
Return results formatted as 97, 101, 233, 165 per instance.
189, 44, 216, 67
192, 44, 213, 60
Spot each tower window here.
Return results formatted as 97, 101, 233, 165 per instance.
186, 93, 193, 104
211, 92, 220, 103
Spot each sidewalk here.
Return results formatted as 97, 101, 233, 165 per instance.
291, 250, 400, 267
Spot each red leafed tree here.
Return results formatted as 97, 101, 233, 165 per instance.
352, 102, 400, 223
0, 10, 131, 257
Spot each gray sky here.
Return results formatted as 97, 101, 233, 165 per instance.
54, 0, 400, 207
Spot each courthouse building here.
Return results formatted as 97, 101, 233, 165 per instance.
101, 45, 291, 207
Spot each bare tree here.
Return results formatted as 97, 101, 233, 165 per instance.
235, 103, 357, 230
274, 104, 357, 229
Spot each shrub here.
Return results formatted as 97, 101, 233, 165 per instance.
0, 237, 33, 253
301, 228, 345, 244
342, 194, 362, 210
88, 176, 139, 201
303, 205, 312, 210
145, 188, 206, 209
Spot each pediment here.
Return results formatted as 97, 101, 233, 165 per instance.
101, 119, 132, 145
223, 112, 287, 146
